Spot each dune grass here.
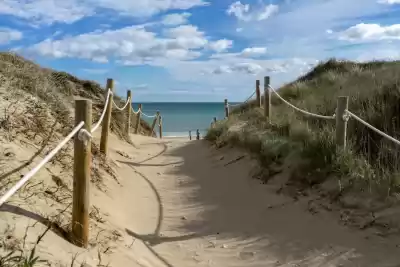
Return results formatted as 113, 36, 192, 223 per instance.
0, 52, 153, 138
207, 59, 400, 198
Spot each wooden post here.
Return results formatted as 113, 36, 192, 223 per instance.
224, 99, 229, 118
336, 96, 349, 149
135, 104, 142, 134
72, 99, 92, 248
126, 90, 132, 136
149, 111, 160, 137
264, 76, 271, 120
196, 129, 200, 140
100, 78, 114, 155
159, 115, 163, 139
256, 80, 261, 108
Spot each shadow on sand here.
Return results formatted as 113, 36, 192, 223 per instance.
159, 140, 398, 267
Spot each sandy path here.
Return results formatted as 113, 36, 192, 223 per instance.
104, 135, 400, 267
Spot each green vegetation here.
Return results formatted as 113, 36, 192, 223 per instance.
207, 59, 400, 198
0, 52, 153, 138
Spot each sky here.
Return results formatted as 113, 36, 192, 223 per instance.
1, 0, 400, 102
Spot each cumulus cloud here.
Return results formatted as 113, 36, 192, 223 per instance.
0, 0, 91, 25
338, 23, 400, 41
210, 46, 267, 59
0, 27, 22, 44
226, 1, 278, 21
241, 47, 267, 57
162, 12, 191, 26
25, 24, 210, 64
208, 39, 233, 52
211, 63, 263, 75
0, 0, 208, 25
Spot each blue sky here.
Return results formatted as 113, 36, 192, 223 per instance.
1, 0, 400, 102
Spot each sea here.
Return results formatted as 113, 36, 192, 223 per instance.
131, 102, 238, 138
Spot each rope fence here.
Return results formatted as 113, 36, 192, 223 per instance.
0, 78, 162, 248
219, 75, 400, 150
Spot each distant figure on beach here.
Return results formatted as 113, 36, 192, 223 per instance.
196, 129, 200, 140
189, 131, 192, 140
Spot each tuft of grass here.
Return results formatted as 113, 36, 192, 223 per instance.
210, 58, 400, 198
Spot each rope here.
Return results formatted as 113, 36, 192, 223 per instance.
346, 110, 400, 146
140, 110, 157, 118
132, 107, 141, 115
228, 90, 256, 108
243, 91, 256, 103
269, 85, 336, 120
112, 96, 131, 111
91, 89, 113, 133
0, 121, 85, 206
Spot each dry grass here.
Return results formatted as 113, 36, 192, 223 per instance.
207, 58, 400, 200
0, 52, 153, 139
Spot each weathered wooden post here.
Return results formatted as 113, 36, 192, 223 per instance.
336, 96, 349, 149
159, 115, 163, 139
126, 90, 132, 136
100, 78, 114, 155
256, 80, 261, 108
72, 99, 92, 248
224, 99, 229, 118
264, 76, 271, 120
135, 104, 142, 134
149, 111, 160, 137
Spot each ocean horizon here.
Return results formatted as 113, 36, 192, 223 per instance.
131, 102, 241, 138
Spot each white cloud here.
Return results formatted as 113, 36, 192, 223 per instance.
162, 12, 191, 26
0, 0, 208, 25
0, 0, 91, 25
377, 0, 400, 4
211, 63, 263, 75
257, 4, 279, 21
226, 1, 278, 21
0, 27, 22, 44
25, 24, 211, 64
241, 47, 267, 57
338, 23, 400, 41
209, 46, 267, 59
208, 39, 233, 52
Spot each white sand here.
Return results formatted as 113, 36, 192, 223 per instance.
1, 133, 400, 266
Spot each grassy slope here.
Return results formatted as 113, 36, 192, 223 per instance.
0, 52, 153, 138
207, 59, 400, 203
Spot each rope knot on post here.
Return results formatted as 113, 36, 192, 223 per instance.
342, 110, 351, 122
78, 129, 92, 146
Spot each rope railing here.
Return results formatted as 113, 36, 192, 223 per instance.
269, 85, 336, 120
0, 121, 85, 207
140, 110, 157, 118
228, 90, 256, 108
132, 106, 141, 115
0, 78, 163, 248
345, 110, 400, 146
112, 95, 131, 111
92, 89, 113, 133
222, 75, 400, 153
